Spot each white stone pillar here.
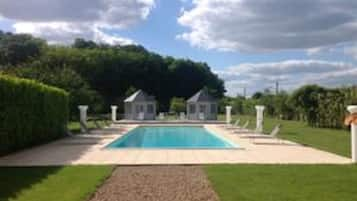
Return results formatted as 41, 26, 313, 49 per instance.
78, 105, 88, 133
111, 105, 118, 122
255, 105, 265, 133
225, 106, 232, 125
347, 105, 357, 163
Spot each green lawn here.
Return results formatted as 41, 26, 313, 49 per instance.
68, 120, 108, 134
0, 166, 113, 201
206, 165, 357, 201
219, 115, 351, 157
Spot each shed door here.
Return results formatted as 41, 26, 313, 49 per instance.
189, 104, 196, 114
199, 105, 206, 113
136, 105, 144, 113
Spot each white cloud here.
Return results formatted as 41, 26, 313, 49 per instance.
345, 44, 357, 60
13, 22, 134, 45
0, 0, 155, 45
93, 29, 134, 45
178, 0, 357, 52
307, 42, 357, 60
229, 60, 352, 75
306, 47, 324, 56
216, 60, 357, 96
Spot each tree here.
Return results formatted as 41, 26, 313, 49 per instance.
274, 92, 295, 120
290, 85, 326, 126
232, 96, 244, 114
252, 92, 264, 99
0, 30, 226, 114
168, 59, 225, 100
218, 97, 234, 114
119, 45, 148, 54
0, 33, 46, 65
317, 89, 346, 128
72, 38, 97, 49
125, 86, 137, 97
170, 97, 186, 113
11, 66, 103, 118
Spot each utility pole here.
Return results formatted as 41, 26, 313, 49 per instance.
236, 86, 247, 98
243, 87, 247, 98
275, 81, 279, 95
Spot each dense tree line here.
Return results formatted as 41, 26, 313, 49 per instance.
224, 85, 357, 129
0, 31, 46, 66
4, 31, 354, 129
0, 31, 225, 118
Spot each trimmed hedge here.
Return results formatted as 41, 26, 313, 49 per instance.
0, 75, 69, 155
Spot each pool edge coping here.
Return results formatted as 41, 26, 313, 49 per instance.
103, 125, 244, 150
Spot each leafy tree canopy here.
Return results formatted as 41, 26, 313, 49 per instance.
0, 32, 46, 65
0, 31, 226, 115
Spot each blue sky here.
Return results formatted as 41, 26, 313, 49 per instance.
105, 0, 247, 69
1, 0, 357, 96
109, 0, 310, 68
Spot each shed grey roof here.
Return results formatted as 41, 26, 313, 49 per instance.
187, 89, 217, 103
124, 90, 156, 102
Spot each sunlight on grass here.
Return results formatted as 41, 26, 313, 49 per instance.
206, 165, 357, 201
218, 115, 351, 157
67, 120, 108, 134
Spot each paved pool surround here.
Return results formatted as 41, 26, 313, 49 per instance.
0, 124, 351, 166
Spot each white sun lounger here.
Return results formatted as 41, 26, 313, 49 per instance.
242, 124, 282, 144
224, 119, 240, 129
232, 120, 250, 133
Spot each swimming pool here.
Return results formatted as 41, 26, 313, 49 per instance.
106, 126, 238, 149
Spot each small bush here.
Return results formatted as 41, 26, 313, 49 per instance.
0, 75, 69, 155
169, 97, 186, 113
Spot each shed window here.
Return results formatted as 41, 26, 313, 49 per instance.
189, 104, 196, 114
147, 104, 154, 113
136, 105, 144, 113
199, 105, 206, 113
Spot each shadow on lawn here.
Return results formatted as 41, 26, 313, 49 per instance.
0, 166, 61, 200
0, 125, 127, 201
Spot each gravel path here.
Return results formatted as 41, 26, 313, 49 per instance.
89, 166, 219, 201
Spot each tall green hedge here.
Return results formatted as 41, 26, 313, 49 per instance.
0, 75, 69, 155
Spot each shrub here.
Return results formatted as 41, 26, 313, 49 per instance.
169, 97, 186, 113
0, 75, 69, 155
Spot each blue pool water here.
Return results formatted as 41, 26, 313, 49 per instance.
106, 126, 237, 149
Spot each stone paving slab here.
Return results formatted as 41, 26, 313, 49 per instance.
0, 124, 351, 166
